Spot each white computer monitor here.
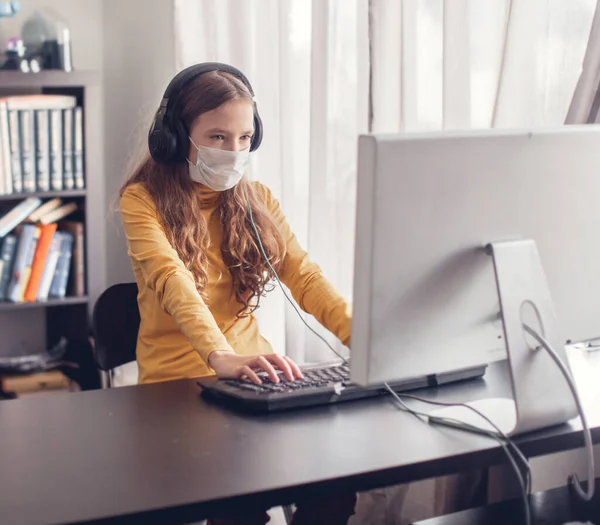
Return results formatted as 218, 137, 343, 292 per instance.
350, 126, 600, 434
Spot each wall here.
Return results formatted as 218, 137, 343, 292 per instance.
102, 0, 177, 286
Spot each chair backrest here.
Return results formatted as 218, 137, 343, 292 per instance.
92, 282, 140, 371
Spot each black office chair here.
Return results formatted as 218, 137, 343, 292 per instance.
92, 282, 140, 388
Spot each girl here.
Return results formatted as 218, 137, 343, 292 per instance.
119, 63, 356, 524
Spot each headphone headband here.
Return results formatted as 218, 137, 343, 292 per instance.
148, 62, 263, 164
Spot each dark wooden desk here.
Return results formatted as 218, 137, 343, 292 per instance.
2, 349, 600, 525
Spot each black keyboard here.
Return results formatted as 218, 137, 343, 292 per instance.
197, 361, 487, 412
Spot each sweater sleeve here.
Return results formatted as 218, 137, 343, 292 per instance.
119, 184, 234, 363
257, 183, 352, 347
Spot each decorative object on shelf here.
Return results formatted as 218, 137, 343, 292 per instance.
0, 5, 72, 73
20, 7, 72, 72
2, 36, 30, 71
0, 1, 21, 70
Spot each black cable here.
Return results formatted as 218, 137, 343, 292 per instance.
384, 384, 531, 525
391, 391, 532, 495
246, 197, 349, 364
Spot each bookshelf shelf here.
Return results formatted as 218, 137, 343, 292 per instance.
0, 71, 100, 89
0, 190, 87, 202
0, 296, 88, 312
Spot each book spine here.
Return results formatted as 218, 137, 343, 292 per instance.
23, 223, 57, 302
37, 232, 62, 302
17, 225, 40, 302
7, 224, 38, 303
35, 109, 51, 192
49, 231, 73, 299
19, 110, 35, 193
59, 221, 85, 296
0, 104, 5, 195
62, 108, 74, 190
8, 110, 22, 194
0, 103, 12, 195
49, 109, 63, 191
0, 197, 42, 238
0, 234, 17, 301
73, 107, 84, 189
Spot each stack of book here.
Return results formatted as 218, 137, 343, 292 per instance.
0, 94, 85, 195
0, 197, 85, 303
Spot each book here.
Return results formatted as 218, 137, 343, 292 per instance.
62, 109, 74, 190
38, 202, 77, 224
0, 234, 17, 300
23, 223, 58, 302
48, 231, 73, 299
0, 102, 12, 195
49, 109, 63, 191
0, 95, 77, 111
0, 369, 71, 394
19, 109, 35, 193
6, 223, 40, 302
36, 231, 62, 302
73, 107, 84, 189
59, 220, 85, 296
8, 109, 22, 194
0, 197, 42, 237
27, 197, 62, 223
35, 109, 51, 192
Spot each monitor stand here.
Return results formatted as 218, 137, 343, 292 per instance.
428, 240, 578, 437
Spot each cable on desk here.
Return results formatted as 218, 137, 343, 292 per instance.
384, 384, 532, 525
523, 323, 595, 502
247, 197, 348, 365
391, 391, 531, 495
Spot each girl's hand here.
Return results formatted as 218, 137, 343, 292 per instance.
207, 351, 304, 385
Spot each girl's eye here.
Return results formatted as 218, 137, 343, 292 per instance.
241, 135, 252, 141
211, 135, 225, 141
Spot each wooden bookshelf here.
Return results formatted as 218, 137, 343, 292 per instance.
0, 70, 106, 379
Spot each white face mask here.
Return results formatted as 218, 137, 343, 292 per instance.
187, 138, 250, 191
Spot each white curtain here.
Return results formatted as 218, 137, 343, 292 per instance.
174, 0, 369, 363
367, 1, 600, 524
173, 1, 600, 523
370, 0, 599, 134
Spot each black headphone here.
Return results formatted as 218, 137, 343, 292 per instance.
148, 62, 263, 165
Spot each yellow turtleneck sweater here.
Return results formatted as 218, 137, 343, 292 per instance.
119, 181, 352, 384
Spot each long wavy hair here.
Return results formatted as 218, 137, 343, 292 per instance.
120, 70, 286, 315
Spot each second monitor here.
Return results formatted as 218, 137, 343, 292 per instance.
351, 126, 600, 390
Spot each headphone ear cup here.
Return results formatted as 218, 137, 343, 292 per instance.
172, 119, 190, 163
250, 113, 263, 152
148, 127, 178, 164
